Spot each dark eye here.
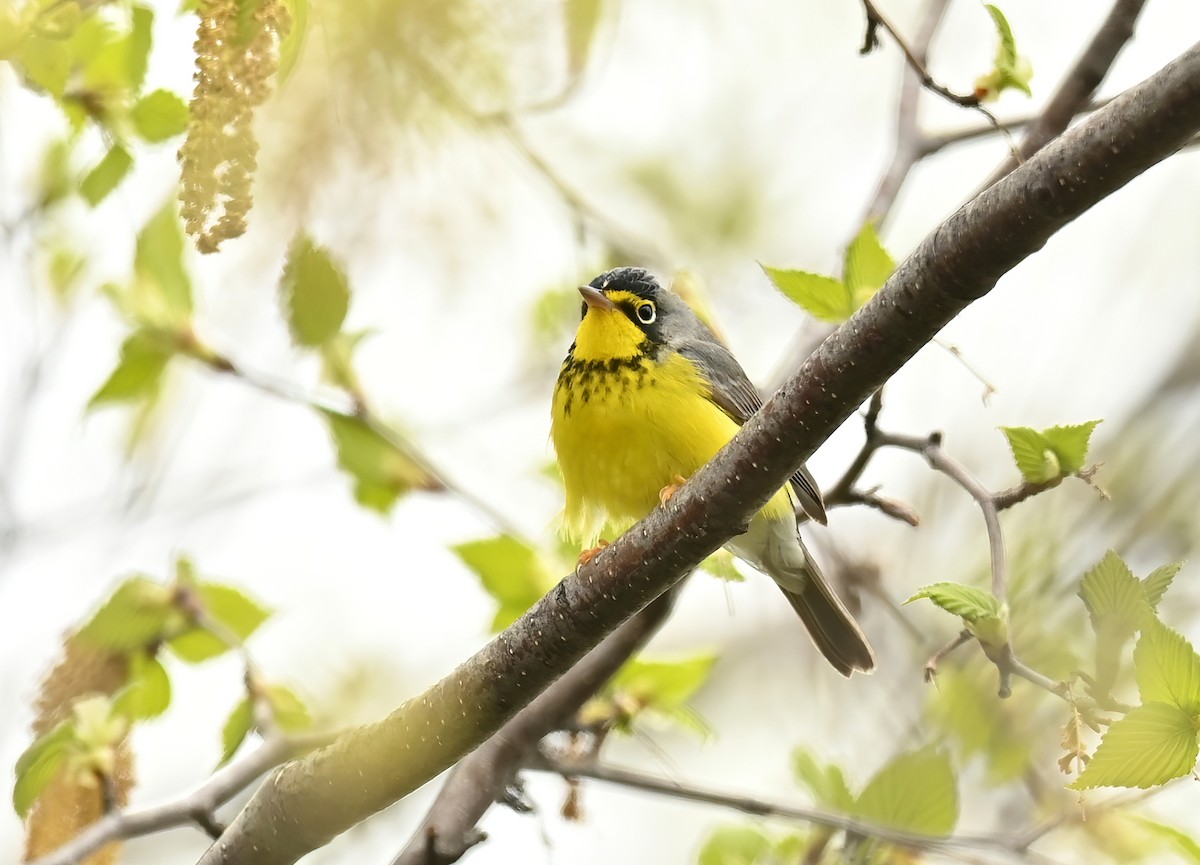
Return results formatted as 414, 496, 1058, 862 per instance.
636, 302, 656, 324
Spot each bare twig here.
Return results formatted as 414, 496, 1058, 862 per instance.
389, 590, 679, 865
27, 732, 332, 865
985, 0, 1149, 185
861, 0, 953, 228
924, 629, 973, 682
859, 0, 981, 109
534, 754, 1067, 865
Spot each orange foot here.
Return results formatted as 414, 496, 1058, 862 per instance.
659, 474, 689, 506
577, 540, 609, 568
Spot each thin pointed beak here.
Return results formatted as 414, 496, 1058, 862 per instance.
578, 285, 615, 311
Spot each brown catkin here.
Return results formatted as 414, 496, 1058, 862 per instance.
179, 0, 291, 253
22, 637, 134, 864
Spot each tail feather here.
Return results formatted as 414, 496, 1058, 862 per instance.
728, 516, 875, 676
779, 581, 875, 676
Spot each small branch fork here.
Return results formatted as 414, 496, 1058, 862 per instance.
825, 391, 1106, 703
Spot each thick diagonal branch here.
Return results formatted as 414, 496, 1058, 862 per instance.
390, 590, 678, 865
195, 42, 1200, 865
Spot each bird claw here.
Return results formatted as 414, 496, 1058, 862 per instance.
659, 474, 688, 506
577, 540, 609, 568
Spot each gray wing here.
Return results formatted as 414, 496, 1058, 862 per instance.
676, 339, 827, 525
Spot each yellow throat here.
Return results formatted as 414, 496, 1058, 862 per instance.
550, 290, 793, 545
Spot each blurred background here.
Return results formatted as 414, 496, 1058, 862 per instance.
2, 0, 1200, 862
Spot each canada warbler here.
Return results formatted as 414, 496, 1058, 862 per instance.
550, 267, 875, 675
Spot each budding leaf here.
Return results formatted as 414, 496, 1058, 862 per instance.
1041, 420, 1100, 474
1000, 426, 1058, 483
855, 747, 958, 836
761, 264, 853, 323
974, 4, 1033, 101
129, 200, 193, 326
1079, 551, 1152, 638
1070, 702, 1198, 790
281, 237, 350, 348
906, 583, 1008, 647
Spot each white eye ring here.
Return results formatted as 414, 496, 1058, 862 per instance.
636, 303, 656, 324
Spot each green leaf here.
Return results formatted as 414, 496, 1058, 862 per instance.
112, 651, 172, 720
83, 4, 153, 92
453, 535, 556, 631
906, 583, 1007, 646
791, 748, 855, 812
974, 4, 1033, 101
843, 221, 895, 308
1143, 563, 1183, 610
906, 583, 1002, 621
564, 0, 604, 77
1134, 619, 1200, 714
196, 582, 272, 641
281, 236, 350, 347
266, 685, 311, 732
131, 200, 193, 325
87, 329, 173, 409
700, 549, 744, 582
76, 576, 174, 651
1079, 550, 1152, 635
1128, 817, 1200, 863
611, 654, 717, 706
13, 721, 75, 818
323, 412, 436, 513
698, 825, 772, 865
80, 145, 133, 206
1071, 702, 1199, 789
168, 581, 272, 663
16, 36, 71, 97
1000, 426, 1059, 483
131, 89, 189, 142
219, 696, 253, 766
855, 747, 958, 836
1041, 421, 1100, 474
761, 264, 852, 323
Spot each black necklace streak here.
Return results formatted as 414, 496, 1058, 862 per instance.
557, 339, 659, 418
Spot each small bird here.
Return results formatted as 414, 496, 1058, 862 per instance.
550, 267, 875, 675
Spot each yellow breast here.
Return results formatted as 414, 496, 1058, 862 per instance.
551, 351, 792, 545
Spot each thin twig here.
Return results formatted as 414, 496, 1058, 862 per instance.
924, 629, 973, 682
861, 0, 953, 228
26, 732, 333, 865
533, 755, 1067, 865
